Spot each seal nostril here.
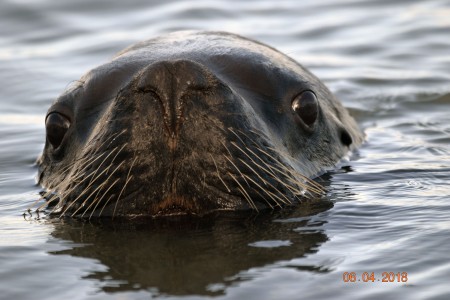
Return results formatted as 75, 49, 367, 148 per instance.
45, 112, 71, 149
340, 129, 352, 146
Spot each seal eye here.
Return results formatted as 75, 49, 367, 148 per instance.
292, 91, 318, 127
45, 112, 71, 149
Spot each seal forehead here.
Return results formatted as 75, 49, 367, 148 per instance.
112, 31, 327, 110
115, 31, 305, 77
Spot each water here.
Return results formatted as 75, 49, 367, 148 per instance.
1, 0, 450, 299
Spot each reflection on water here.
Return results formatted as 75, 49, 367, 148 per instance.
48, 202, 332, 296
1, 0, 450, 299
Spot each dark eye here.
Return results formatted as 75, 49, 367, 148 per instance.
45, 112, 71, 149
291, 91, 318, 127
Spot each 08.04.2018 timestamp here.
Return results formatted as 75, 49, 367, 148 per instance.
342, 272, 408, 283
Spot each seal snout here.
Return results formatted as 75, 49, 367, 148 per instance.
136, 59, 216, 151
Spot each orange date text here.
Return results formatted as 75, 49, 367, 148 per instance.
342, 272, 408, 283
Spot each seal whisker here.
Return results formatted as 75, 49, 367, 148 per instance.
30, 153, 100, 210
222, 135, 288, 206
58, 145, 127, 217
258, 146, 324, 194
272, 164, 324, 196
210, 154, 231, 193
237, 157, 292, 205
84, 128, 126, 155
69, 160, 126, 218
43, 131, 126, 208
262, 145, 312, 180
100, 129, 127, 152
227, 129, 308, 204
35, 193, 60, 211
110, 174, 134, 218
79, 168, 125, 219
230, 128, 320, 194
98, 194, 115, 218
228, 140, 281, 182
227, 172, 257, 211
63, 171, 111, 217
77, 179, 110, 218
252, 149, 318, 197
240, 173, 281, 208
85, 186, 106, 217
229, 140, 277, 179
32, 130, 125, 213
261, 156, 322, 195
62, 127, 124, 177
227, 127, 247, 145
229, 139, 316, 199
242, 127, 324, 193
221, 142, 251, 187
55, 130, 126, 196
112, 155, 138, 219
56, 152, 107, 188
86, 178, 120, 220
227, 128, 288, 180
85, 143, 127, 187
47, 152, 113, 215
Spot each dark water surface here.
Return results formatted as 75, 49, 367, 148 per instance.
1, 0, 450, 299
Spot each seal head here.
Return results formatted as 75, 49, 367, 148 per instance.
37, 31, 363, 218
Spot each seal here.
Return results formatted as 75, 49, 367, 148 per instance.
36, 31, 363, 218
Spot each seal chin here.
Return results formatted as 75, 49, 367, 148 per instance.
36, 31, 364, 218
154, 195, 201, 216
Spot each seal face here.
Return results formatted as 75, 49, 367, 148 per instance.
36, 31, 363, 218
